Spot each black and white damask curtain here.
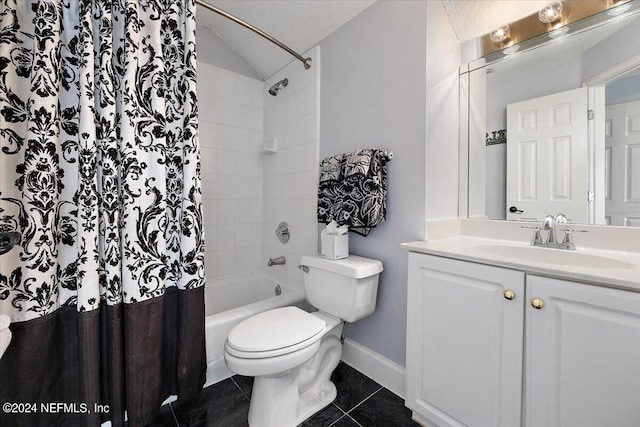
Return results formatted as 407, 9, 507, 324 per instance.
0, 0, 205, 426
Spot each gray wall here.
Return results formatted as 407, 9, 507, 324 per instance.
606, 74, 640, 105
319, 1, 427, 366
582, 17, 640, 82
197, 24, 261, 80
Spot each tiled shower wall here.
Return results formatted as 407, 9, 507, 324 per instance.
197, 62, 264, 281
262, 47, 320, 289
197, 48, 319, 287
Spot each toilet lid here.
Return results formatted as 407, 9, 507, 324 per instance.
227, 307, 326, 353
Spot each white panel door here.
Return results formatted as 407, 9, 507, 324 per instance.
526, 275, 640, 427
605, 100, 640, 226
507, 87, 589, 222
406, 253, 524, 427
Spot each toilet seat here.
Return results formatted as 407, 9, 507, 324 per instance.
226, 307, 327, 359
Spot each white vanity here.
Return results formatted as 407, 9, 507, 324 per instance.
402, 220, 640, 427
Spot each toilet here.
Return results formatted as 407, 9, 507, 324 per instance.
224, 254, 383, 427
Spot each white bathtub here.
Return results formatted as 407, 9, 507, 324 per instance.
204, 274, 307, 387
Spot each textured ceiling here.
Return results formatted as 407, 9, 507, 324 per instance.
196, 0, 376, 79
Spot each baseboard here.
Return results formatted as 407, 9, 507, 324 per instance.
341, 338, 406, 399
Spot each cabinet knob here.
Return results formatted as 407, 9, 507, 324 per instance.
531, 298, 545, 310
503, 289, 516, 300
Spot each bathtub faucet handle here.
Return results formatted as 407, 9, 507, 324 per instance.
297, 265, 309, 273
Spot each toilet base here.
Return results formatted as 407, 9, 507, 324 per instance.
247, 376, 337, 427
246, 333, 343, 427
297, 380, 337, 424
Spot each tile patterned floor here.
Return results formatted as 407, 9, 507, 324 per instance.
143, 362, 419, 427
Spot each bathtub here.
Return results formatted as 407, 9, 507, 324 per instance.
204, 274, 307, 387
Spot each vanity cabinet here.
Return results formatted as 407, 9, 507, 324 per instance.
525, 275, 640, 427
406, 253, 525, 427
406, 252, 640, 427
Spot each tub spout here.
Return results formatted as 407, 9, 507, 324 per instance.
267, 256, 286, 267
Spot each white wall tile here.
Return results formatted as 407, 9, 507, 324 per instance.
197, 63, 218, 99
236, 77, 254, 106
214, 200, 235, 225
252, 107, 263, 131
236, 224, 253, 248
215, 250, 235, 276
252, 222, 263, 246
295, 85, 316, 118
235, 152, 261, 177
235, 247, 254, 273
215, 174, 235, 200
253, 80, 263, 108
235, 200, 253, 224
201, 173, 216, 200
218, 70, 236, 101
218, 99, 239, 127
198, 49, 318, 284
252, 246, 264, 271
204, 225, 217, 252
200, 147, 216, 170
294, 114, 318, 145
203, 203, 217, 226
204, 251, 217, 281
261, 47, 320, 288
216, 150, 235, 176
199, 94, 218, 123
216, 224, 235, 250
199, 121, 217, 148
198, 62, 264, 281
216, 124, 241, 151
237, 103, 254, 130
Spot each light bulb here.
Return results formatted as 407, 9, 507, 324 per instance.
539, 1, 563, 24
490, 24, 511, 43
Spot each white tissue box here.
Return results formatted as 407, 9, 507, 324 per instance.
321, 232, 349, 260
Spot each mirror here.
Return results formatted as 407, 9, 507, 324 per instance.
461, 3, 640, 226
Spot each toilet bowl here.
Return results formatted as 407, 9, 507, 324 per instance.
224, 255, 383, 427
0, 315, 12, 359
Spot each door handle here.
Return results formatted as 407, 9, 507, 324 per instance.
509, 206, 524, 214
0, 232, 21, 256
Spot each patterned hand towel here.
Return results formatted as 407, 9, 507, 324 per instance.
319, 154, 346, 184
318, 149, 388, 236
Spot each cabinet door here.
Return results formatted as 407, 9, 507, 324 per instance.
406, 253, 525, 427
526, 275, 640, 427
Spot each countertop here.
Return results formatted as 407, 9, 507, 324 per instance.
402, 236, 640, 292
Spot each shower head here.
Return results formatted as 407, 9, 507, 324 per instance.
268, 78, 288, 96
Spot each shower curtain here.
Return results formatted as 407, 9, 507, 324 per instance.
0, 0, 205, 426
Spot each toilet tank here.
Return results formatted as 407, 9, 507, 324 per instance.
300, 255, 383, 323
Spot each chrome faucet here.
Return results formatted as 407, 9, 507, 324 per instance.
525, 213, 584, 250
267, 256, 286, 266
543, 215, 557, 245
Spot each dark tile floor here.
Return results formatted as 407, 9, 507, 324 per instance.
144, 362, 419, 427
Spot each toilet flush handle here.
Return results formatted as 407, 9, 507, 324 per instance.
298, 265, 309, 273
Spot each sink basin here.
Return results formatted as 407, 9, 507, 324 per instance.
473, 245, 638, 270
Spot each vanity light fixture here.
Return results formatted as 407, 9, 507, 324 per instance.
503, 45, 520, 56
548, 26, 570, 38
489, 24, 511, 43
539, 1, 564, 24
607, 3, 632, 16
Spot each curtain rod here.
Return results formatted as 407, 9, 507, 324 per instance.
195, 0, 312, 70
